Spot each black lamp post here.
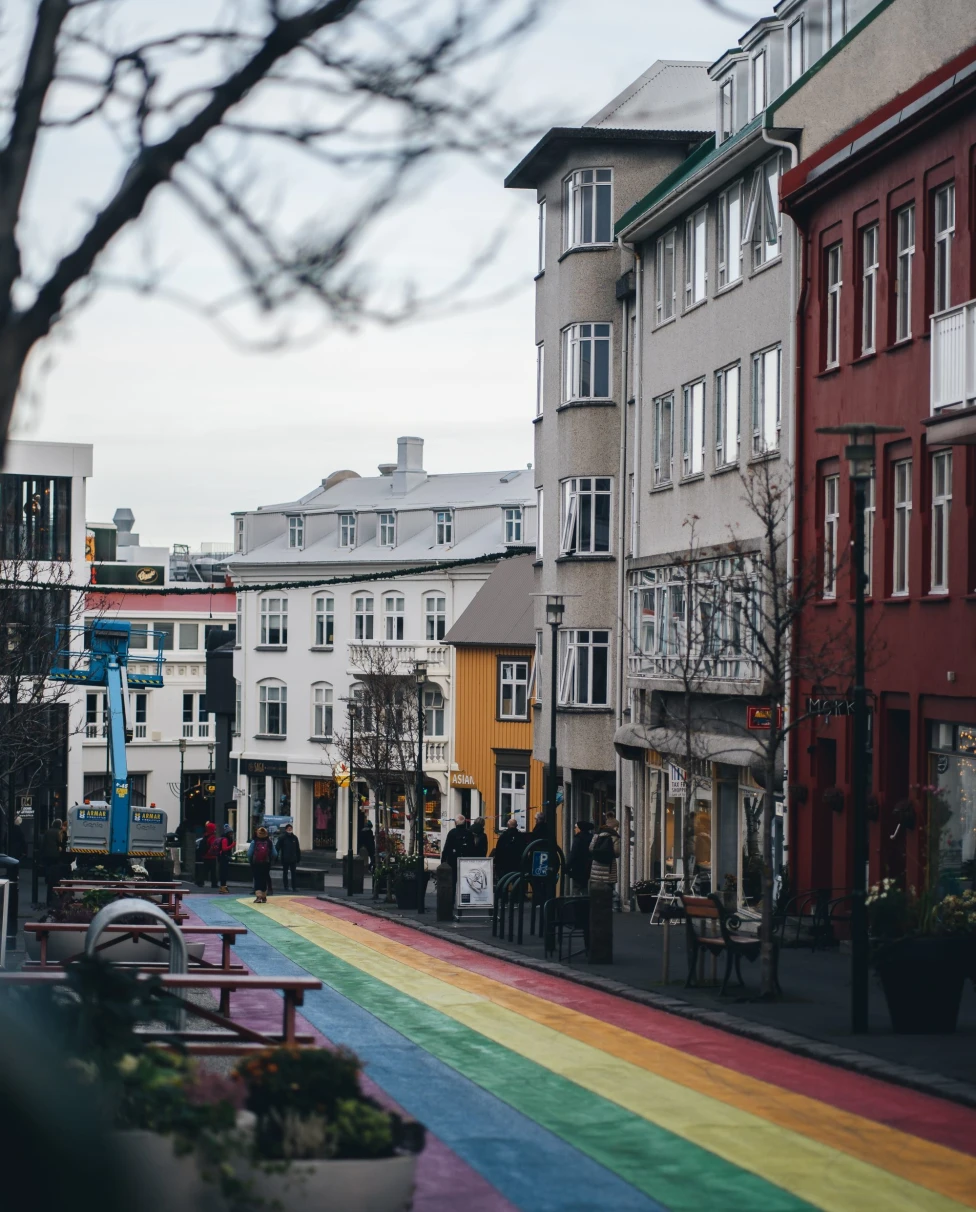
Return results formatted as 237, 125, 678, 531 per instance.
345, 701, 359, 896
178, 737, 189, 875
817, 422, 902, 1034
545, 595, 564, 900
415, 659, 428, 914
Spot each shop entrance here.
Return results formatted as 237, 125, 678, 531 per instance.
313, 779, 337, 851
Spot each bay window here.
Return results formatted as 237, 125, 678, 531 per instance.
562, 168, 613, 249
558, 629, 610, 707
563, 323, 611, 401
560, 477, 612, 555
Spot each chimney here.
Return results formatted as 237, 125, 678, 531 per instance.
113, 507, 138, 547
392, 436, 426, 496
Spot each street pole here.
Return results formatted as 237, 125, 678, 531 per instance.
415, 660, 428, 914
178, 737, 189, 878
545, 596, 564, 905
346, 704, 357, 896
851, 474, 869, 1034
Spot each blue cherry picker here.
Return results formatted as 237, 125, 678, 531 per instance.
52, 618, 169, 860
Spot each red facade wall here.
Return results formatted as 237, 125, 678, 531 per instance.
785, 75, 976, 897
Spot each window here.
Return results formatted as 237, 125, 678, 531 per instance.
183, 692, 208, 738
863, 474, 876, 597
860, 224, 879, 355
560, 477, 611, 555
425, 594, 446, 641
715, 364, 740, 468
653, 395, 674, 486
235, 598, 242, 645
893, 459, 912, 595
178, 622, 199, 651
288, 515, 304, 549
751, 345, 781, 455
788, 17, 804, 83
234, 680, 241, 736
682, 381, 705, 477
895, 203, 915, 342
823, 474, 840, 598
931, 451, 952, 593
537, 199, 547, 272
424, 686, 445, 736
558, 629, 610, 707
536, 489, 543, 559
259, 596, 288, 645
86, 692, 106, 738
0, 474, 71, 560
752, 50, 766, 116
933, 182, 955, 314
435, 510, 453, 545
829, 0, 846, 46
499, 659, 530, 719
339, 513, 356, 548
655, 230, 676, 323
258, 682, 287, 736
378, 512, 396, 546
154, 620, 174, 651
720, 77, 734, 143
745, 154, 782, 269
562, 167, 613, 249
533, 630, 543, 705
132, 691, 147, 739
310, 597, 332, 648
717, 183, 741, 287
384, 594, 405, 640
312, 683, 333, 739
825, 242, 842, 368
129, 623, 148, 649
354, 595, 374, 640
504, 507, 522, 545
535, 342, 545, 416
498, 770, 527, 831
562, 323, 611, 400
234, 517, 244, 554
684, 208, 707, 307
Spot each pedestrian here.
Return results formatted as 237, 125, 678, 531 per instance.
589, 815, 620, 892
40, 817, 64, 906
248, 827, 273, 903
567, 819, 595, 895
490, 816, 525, 886
441, 814, 472, 888
201, 821, 221, 890
470, 817, 488, 857
218, 825, 234, 894
358, 818, 376, 871
530, 811, 548, 841
276, 822, 302, 891
7, 816, 26, 862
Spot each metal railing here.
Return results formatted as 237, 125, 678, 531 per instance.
348, 642, 450, 671
628, 651, 760, 682
932, 300, 976, 412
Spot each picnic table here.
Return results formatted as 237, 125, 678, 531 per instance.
24, 921, 247, 977
0, 969, 321, 1053
53, 882, 188, 921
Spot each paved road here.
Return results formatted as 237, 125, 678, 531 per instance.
190, 895, 976, 1212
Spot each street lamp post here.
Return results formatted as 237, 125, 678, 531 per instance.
817, 422, 902, 1034
178, 738, 189, 876
346, 701, 359, 896
415, 659, 428, 914
545, 596, 564, 903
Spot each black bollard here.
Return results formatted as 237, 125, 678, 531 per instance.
589, 882, 613, 964
436, 863, 454, 921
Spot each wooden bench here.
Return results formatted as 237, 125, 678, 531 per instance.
0, 970, 321, 1053
23, 922, 247, 973
680, 893, 782, 996
53, 883, 188, 922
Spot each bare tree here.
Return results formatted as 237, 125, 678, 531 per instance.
0, 0, 544, 456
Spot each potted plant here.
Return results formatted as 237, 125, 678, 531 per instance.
392, 859, 429, 910
630, 880, 658, 914
868, 879, 973, 1033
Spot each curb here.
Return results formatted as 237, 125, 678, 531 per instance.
316, 893, 976, 1111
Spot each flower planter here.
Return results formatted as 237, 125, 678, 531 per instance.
115, 1131, 222, 1212
26, 934, 205, 965
244, 1153, 417, 1212
875, 936, 968, 1033
393, 872, 429, 910
635, 894, 657, 914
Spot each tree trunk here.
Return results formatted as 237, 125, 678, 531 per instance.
759, 736, 777, 999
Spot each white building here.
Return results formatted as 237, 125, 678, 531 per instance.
230, 436, 536, 857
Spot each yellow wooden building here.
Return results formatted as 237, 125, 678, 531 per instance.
445, 554, 544, 854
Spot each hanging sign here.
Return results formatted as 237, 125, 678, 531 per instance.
747, 704, 784, 730
668, 763, 687, 794
332, 762, 351, 788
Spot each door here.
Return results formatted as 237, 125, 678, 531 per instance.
812, 738, 836, 889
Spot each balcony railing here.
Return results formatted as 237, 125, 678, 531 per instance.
424, 741, 447, 765
628, 651, 760, 682
348, 643, 450, 672
932, 301, 976, 412
134, 724, 147, 739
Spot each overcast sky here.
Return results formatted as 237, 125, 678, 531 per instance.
13, 0, 759, 549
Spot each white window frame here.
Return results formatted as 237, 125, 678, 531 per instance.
558, 628, 610, 707
829, 0, 846, 47
234, 516, 244, 554
746, 154, 782, 269
354, 594, 374, 640
559, 476, 612, 555
424, 685, 445, 736
895, 203, 915, 342
258, 681, 287, 737
312, 683, 334, 739
259, 596, 288, 646
288, 515, 304, 549
314, 594, 334, 646
538, 199, 547, 273
683, 207, 707, 308
823, 474, 840, 599
788, 16, 804, 84
825, 242, 842, 369
234, 680, 241, 737
498, 769, 527, 831
535, 342, 545, 416
384, 593, 405, 640
893, 458, 912, 596
425, 594, 446, 642
751, 345, 781, 456
562, 322, 612, 401
435, 510, 453, 545
681, 380, 705, 477
499, 658, 530, 720
861, 223, 879, 356
655, 230, 676, 324
562, 167, 613, 250
933, 182, 955, 315
536, 488, 543, 560
378, 512, 396, 546
132, 691, 148, 739
931, 451, 952, 594
339, 513, 356, 548
715, 363, 740, 469
717, 182, 742, 288
236, 596, 243, 646
504, 507, 523, 545
752, 49, 767, 117
720, 77, 734, 143
864, 474, 876, 597
653, 394, 674, 486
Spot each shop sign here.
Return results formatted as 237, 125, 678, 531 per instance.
241, 758, 287, 777
668, 763, 686, 794
747, 704, 784, 730
450, 770, 477, 789
456, 857, 494, 909
806, 697, 855, 717
89, 563, 164, 586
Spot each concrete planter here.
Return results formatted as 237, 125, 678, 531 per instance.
115, 1131, 223, 1212
243, 1154, 417, 1212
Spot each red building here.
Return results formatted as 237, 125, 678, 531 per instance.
783, 46, 976, 899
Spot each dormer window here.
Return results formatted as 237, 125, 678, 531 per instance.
752, 49, 767, 116
378, 511, 396, 546
287, 515, 304, 549
235, 516, 245, 554
562, 168, 613, 250
435, 510, 453, 545
504, 507, 522, 545
720, 77, 734, 143
339, 513, 356, 548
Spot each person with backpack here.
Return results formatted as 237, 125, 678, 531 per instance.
588, 815, 620, 891
275, 823, 302, 891
201, 821, 221, 890
248, 827, 273, 903
567, 819, 595, 894
218, 825, 235, 894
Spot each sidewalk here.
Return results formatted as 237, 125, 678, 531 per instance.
319, 886, 976, 1107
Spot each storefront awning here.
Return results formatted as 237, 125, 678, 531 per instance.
613, 722, 773, 770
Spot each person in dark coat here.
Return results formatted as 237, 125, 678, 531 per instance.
40, 818, 64, 906
470, 817, 488, 857
441, 815, 472, 887
358, 819, 376, 871
567, 819, 594, 894
490, 817, 526, 886
275, 823, 302, 891
530, 811, 548, 841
